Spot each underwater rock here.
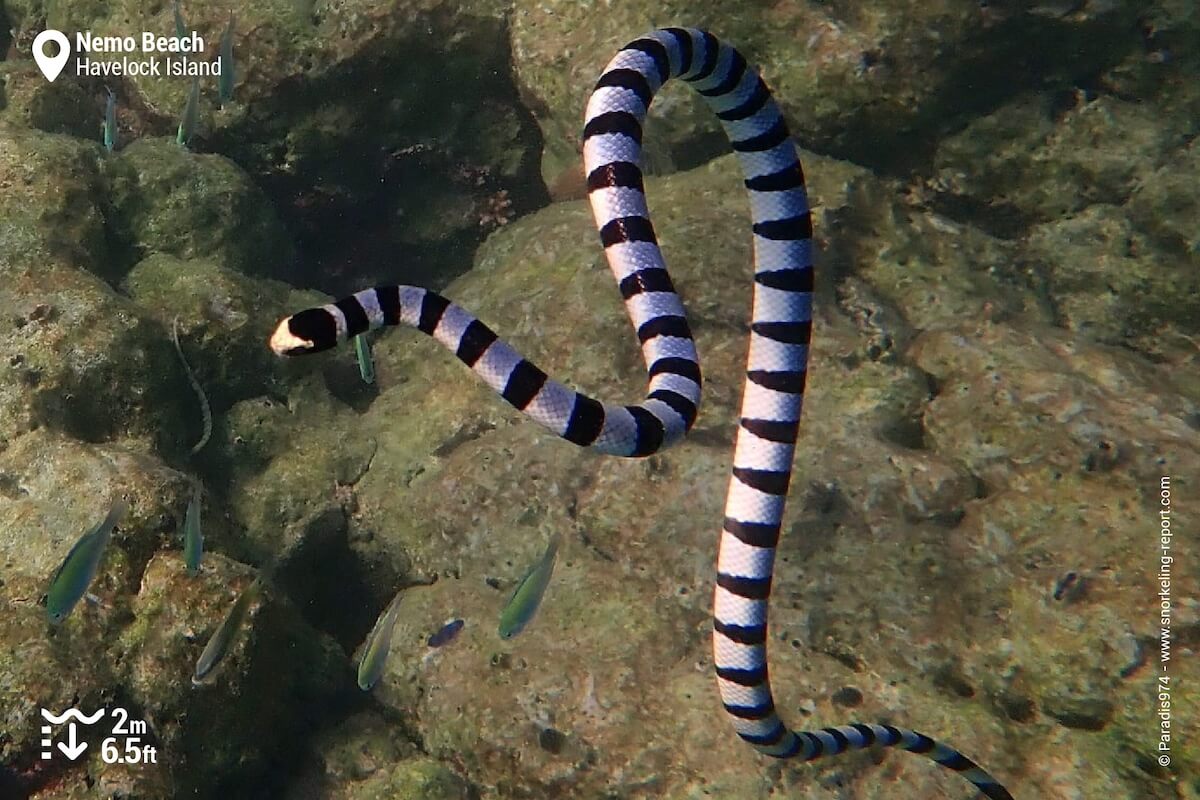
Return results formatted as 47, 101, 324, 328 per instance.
216, 385, 403, 650
310, 712, 421, 787
23, 745, 176, 800
0, 257, 189, 449
925, 46, 1200, 358
106, 138, 295, 281
932, 93, 1187, 224
0, 65, 100, 140
1023, 203, 1200, 357
512, 0, 1145, 182
346, 756, 475, 800
308, 714, 474, 800
119, 551, 350, 797
123, 253, 328, 413
913, 320, 1199, 786
911, 319, 1199, 493
0, 129, 193, 455
0, 124, 110, 277
1128, 138, 1200, 255
219, 385, 377, 558
817, 161, 1036, 335
338, 757, 474, 800
1, 0, 547, 294
0, 430, 191, 787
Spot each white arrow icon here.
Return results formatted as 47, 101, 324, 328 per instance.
57, 722, 87, 761
32, 30, 71, 83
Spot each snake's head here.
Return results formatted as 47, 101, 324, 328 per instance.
269, 309, 335, 356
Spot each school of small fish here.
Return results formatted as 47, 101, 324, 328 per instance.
48, 487, 559, 689
100, 2, 236, 154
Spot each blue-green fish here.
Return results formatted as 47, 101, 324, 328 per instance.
357, 591, 404, 691
172, 0, 187, 40
498, 533, 560, 639
217, 12, 236, 107
177, 76, 200, 147
353, 334, 375, 385
46, 500, 128, 625
193, 579, 260, 685
102, 89, 117, 153
183, 484, 203, 576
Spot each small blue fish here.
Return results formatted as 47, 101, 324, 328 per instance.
46, 500, 128, 625
183, 484, 203, 576
353, 334, 375, 384
177, 76, 200, 147
173, 0, 187, 40
498, 533, 560, 639
427, 618, 464, 648
217, 13, 236, 107
102, 89, 117, 153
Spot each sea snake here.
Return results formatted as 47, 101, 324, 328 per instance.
269, 27, 1012, 799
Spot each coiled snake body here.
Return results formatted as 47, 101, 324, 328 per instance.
271, 27, 1012, 800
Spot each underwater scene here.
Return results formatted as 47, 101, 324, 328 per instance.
0, 1, 1197, 799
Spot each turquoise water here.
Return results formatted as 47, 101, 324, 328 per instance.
0, 2, 1196, 799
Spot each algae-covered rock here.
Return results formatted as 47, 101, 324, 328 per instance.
921, 34, 1200, 359
1128, 137, 1200, 254
312, 714, 475, 800
828, 173, 1036, 334
0, 431, 192, 789
513, 0, 1145, 182
1023, 204, 1200, 356
0, 127, 177, 450
0, 124, 109, 276
910, 321, 1200, 790
123, 253, 328, 410
310, 712, 422, 791
107, 138, 295, 281
24, 747, 176, 800
932, 94, 1188, 223
3, 0, 547, 293
212, 386, 399, 650
120, 551, 351, 797
344, 756, 474, 800
910, 323, 1199, 489
0, 63, 101, 141
0, 260, 190, 448
218, 382, 376, 557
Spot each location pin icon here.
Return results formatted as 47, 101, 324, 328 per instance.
32, 30, 71, 83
